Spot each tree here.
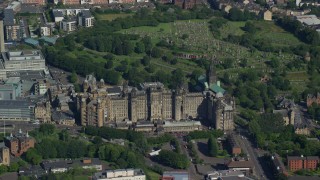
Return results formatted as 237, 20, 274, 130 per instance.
39, 124, 55, 135
181, 34, 189, 40
25, 148, 42, 165
207, 136, 218, 157
228, 8, 244, 21
8, 162, 19, 172
135, 41, 145, 53
243, 22, 257, 34
0, 165, 7, 175
69, 71, 78, 83
157, 150, 189, 169
171, 69, 185, 89
141, 56, 151, 66
105, 60, 114, 69
151, 47, 162, 58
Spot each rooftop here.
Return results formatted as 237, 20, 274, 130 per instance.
207, 170, 245, 180
139, 82, 164, 90
81, 10, 92, 18
94, 169, 145, 179
24, 38, 39, 46
42, 158, 101, 170
0, 100, 34, 109
5, 77, 21, 84
163, 120, 201, 127
53, 10, 64, 17
296, 15, 320, 26
226, 160, 254, 168
3, 8, 14, 26
162, 171, 189, 180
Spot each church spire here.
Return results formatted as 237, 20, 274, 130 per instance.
207, 58, 217, 85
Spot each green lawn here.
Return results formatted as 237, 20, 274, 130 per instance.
286, 71, 309, 81
219, 20, 302, 48
219, 21, 246, 39
97, 13, 133, 21
253, 21, 302, 47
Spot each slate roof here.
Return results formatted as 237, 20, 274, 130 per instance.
3, 9, 15, 26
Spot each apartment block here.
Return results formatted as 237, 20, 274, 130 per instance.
287, 156, 319, 171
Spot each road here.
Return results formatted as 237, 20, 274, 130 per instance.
238, 135, 267, 179
177, 137, 203, 180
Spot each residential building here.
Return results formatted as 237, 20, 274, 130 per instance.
6, 1, 21, 12
295, 126, 311, 136
227, 134, 241, 156
78, 10, 94, 27
262, 10, 272, 21
53, 8, 90, 16
295, 15, 320, 26
34, 80, 47, 95
0, 51, 46, 80
40, 25, 52, 37
42, 158, 103, 173
0, 21, 5, 53
60, 19, 77, 32
53, 11, 64, 23
35, 101, 51, 122
173, 0, 202, 9
20, 0, 46, 5
3, 9, 22, 41
51, 110, 75, 125
4, 130, 35, 157
92, 0, 108, 4
307, 92, 320, 107
62, 0, 81, 5
80, 0, 94, 4
0, 100, 35, 122
273, 97, 297, 126
287, 156, 319, 171
0, 142, 10, 166
160, 171, 189, 180
93, 169, 145, 180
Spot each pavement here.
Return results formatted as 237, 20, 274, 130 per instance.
177, 137, 203, 180
236, 128, 274, 180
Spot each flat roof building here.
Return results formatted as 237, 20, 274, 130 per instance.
161, 171, 189, 180
296, 15, 320, 26
93, 168, 145, 180
0, 50, 46, 80
0, 100, 35, 122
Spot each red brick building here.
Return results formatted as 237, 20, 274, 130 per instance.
173, 0, 203, 9
287, 156, 319, 171
4, 130, 35, 157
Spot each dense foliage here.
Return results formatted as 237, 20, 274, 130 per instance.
247, 113, 320, 157
207, 136, 218, 157
276, 17, 320, 45
156, 150, 189, 169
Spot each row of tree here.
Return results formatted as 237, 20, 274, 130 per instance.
276, 17, 320, 45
